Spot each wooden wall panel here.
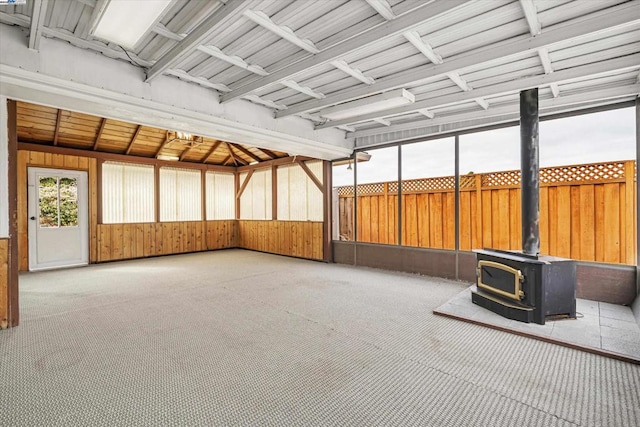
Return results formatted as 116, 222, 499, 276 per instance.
238, 220, 323, 260
0, 239, 8, 328
96, 220, 237, 263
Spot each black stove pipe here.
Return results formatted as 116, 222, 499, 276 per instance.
520, 88, 540, 256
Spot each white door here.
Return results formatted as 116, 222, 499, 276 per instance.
28, 168, 89, 271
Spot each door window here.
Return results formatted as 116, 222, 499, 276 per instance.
38, 176, 78, 228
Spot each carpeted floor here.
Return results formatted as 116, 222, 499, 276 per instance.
1, 249, 639, 426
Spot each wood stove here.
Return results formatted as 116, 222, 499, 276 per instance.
471, 88, 577, 325
472, 249, 576, 324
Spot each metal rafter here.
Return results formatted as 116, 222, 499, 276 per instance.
243, 10, 319, 54
351, 84, 640, 139
364, 0, 396, 21
220, 0, 469, 103
520, 0, 541, 36
28, 0, 49, 51
297, 3, 640, 120
316, 54, 640, 129
146, 0, 247, 83
538, 48, 560, 98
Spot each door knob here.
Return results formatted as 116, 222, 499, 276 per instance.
30, 216, 35, 220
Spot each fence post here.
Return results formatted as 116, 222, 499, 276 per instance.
624, 160, 636, 265
475, 173, 483, 248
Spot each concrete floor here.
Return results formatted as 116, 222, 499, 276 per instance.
1, 249, 639, 426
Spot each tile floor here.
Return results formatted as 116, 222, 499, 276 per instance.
434, 286, 640, 362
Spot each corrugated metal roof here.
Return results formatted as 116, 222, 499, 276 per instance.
0, 0, 637, 149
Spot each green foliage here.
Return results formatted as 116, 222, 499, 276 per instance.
38, 177, 78, 227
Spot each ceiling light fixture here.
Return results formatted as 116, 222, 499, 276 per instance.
319, 89, 415, 121
92, 0, 172, 49
166, 130, 204, 147
157, 155, 179, 161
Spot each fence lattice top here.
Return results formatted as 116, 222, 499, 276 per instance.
336, 160, 632, 196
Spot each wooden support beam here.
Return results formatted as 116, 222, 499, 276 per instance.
179, 144, 196, 162
258, 147, 278, 159
52, 109, 62, 146
271, 164, 278, 220
125, 125, 142, 155
297, 160, 324, 193
155, 131, 169, 158
322, 160, 333, 262
221, 155, 232, 166
7, 99, 19, 327
236, 155, 314, 172
231, 143, 262, 163
18, 142, 235, 172
236, 170, 254, 199
93, 118, 107, 151
202, 140, 222, 163
226, 143, 248, 166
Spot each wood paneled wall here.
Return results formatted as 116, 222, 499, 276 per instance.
0, 238, 8, 328
17, 150, 98, 270
18, 149, 324, 268
96, 221, 237, 262
238, 220, 323, 260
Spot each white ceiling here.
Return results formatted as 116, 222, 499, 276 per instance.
0, 0, 638, 155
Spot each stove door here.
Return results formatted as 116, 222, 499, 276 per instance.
477, 260, 525, 301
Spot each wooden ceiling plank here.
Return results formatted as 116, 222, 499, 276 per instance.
92, 118, 107, 151
202, 140, 223, 163
125, 125, 142, 155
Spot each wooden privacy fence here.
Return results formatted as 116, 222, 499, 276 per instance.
337, 160, 636, 265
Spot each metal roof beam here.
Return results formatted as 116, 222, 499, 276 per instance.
403, 31, 443, 64
220, 0, 469, 103
315, 53, 640, 129
244, 10, 319, 54
145, 0, 246, 83
330, 60, 375, 85
28, 0, 48, 51
282, 2, 639, 118
364, 0, 396, 21
281, 80, 325, 99
520, 0, 541, 36
351, 83, 640, 139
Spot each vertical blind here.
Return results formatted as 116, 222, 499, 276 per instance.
239, 169, 272, 220
102, 162, 155, 223
278, 161, 323, 221
205, 171, 235, 220
159, 167, 202, 221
